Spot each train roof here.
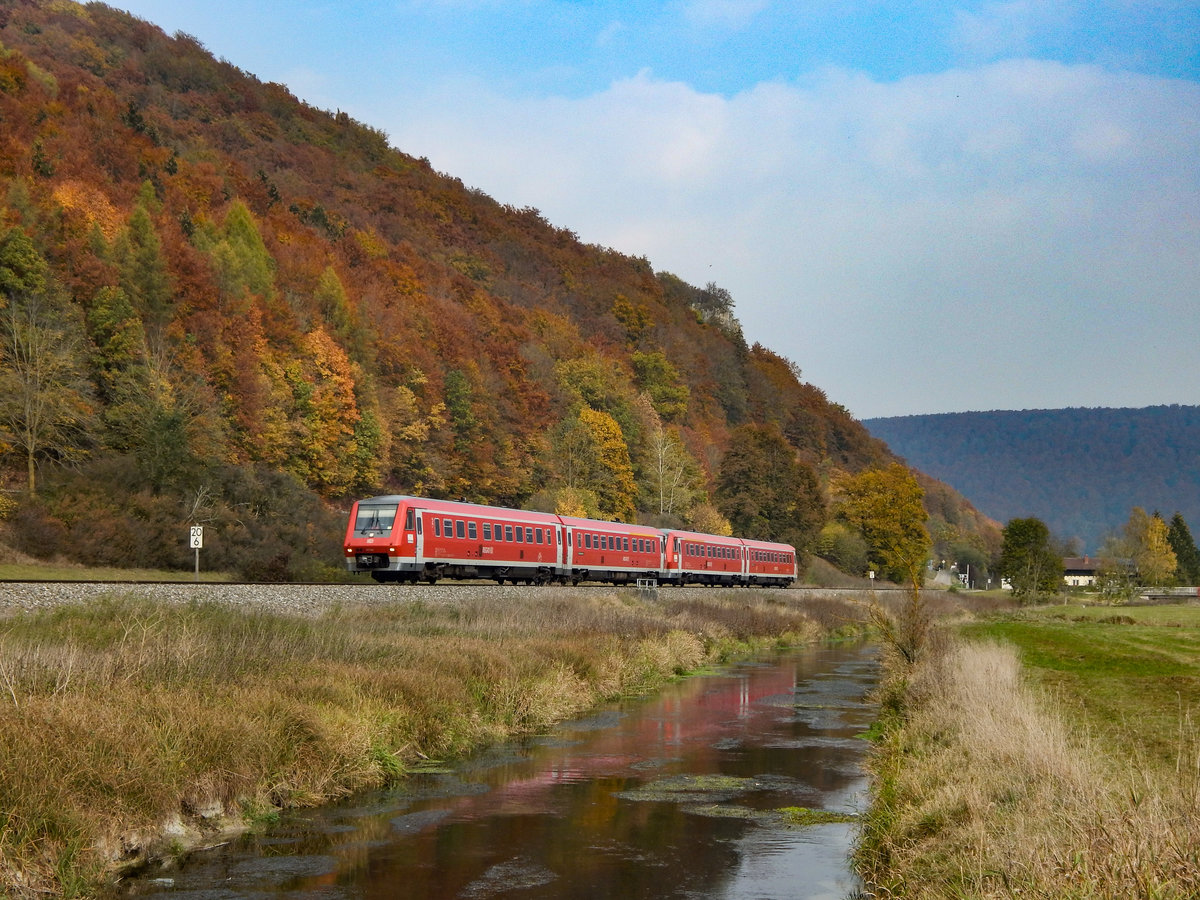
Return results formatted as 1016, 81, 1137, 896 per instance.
356, 495, 561, 523
354, 496, 795, 553
662, 528, 797, 553
555, 515, 661, 534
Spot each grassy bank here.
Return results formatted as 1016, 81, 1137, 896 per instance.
857, 601, 1200, 898
0, 586, 868, 897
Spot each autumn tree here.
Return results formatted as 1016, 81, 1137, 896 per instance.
0, 226, 93, 493
999, 517, 1063, 598
577, 406, 636, 522
86, 285, 205, 491
550, 406, 637, 522
1105, 507, 1178, 586
832, 463, 931, 584
645, 420, 702, 518
1167, 512, 1200, 585
1137, 511, 1177, 586
262, 328, 378, 497
715, 423, 823, 553
611, 293, 651, 346
815, 521, 870, 576
634, 394, 702, 519
631, 350, 689, 422
111, 200, 172, 340
687, 503, 733, 536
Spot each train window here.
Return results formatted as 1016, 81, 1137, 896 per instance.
405, 509, 415, 531
505, 525, 513, 541
456, 520, 465, 539
443, 518, 452, 536
623, 538, 630, 551
526, 527, 534, 543
355, 503, 397, 534
535, 528, 543, 544
585, 534, 592, 549
515, 527, 523, 543
416, 516, 422, 535
483, 523, 492, 540
433, 518, 441, 537
468, 522, 477, 540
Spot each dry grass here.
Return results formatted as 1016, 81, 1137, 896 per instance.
857, 638, 1200, 899
0, 587, 867, 897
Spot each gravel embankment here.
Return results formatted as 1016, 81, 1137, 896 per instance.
0, 581, 547, 617
0, 581, 873, 618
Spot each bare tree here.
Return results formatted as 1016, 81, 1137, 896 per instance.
0, 276, 93, 495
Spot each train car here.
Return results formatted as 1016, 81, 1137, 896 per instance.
346, 494, 799, 589
660, 528, 750, 586
344, 495, 564, 584
558, 515, 666, 585
741, 537, 799, 587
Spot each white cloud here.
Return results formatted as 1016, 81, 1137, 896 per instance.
951, 0, 1075, 61
384, 60, 1200, 417
674, 0, 770, 30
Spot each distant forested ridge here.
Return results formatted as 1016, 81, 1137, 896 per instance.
864, 406, 1200, 553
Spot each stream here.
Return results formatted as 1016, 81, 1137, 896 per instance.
124, 642, 878, 899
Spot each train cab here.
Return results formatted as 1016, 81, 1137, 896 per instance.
343, 495, 420, 581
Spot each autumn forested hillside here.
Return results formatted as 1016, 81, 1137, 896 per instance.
0, 0, 995, 579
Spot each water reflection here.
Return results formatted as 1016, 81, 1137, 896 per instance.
124, 644, 877, 899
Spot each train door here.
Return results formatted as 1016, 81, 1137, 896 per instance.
415, 510, 427, 567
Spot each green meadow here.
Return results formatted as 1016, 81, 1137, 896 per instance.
859, 600, 1200, 899
962, 603, 1200, 770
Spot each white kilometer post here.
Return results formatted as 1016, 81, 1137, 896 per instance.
189, 525, 204, 581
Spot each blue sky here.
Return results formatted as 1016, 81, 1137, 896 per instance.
112, 1, 1200, 419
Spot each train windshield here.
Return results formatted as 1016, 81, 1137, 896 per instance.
354, 503, 398, 535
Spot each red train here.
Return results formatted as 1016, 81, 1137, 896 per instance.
344, 495, 798, 587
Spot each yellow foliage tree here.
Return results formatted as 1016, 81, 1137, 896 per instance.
833, 463, 931, 584
575, 406, 637, 522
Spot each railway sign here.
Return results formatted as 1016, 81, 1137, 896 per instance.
189, 525, 204, 582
